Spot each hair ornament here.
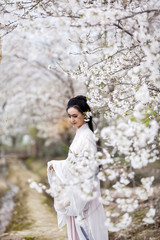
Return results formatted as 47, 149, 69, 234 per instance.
84, 111, 92, 122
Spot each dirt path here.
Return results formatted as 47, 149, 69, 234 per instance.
0, 156, 67, 240
1, 156, 160, 240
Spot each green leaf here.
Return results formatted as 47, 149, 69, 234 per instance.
145, 119, 150, 126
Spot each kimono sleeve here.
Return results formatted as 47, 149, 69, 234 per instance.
47, 159, 67, 186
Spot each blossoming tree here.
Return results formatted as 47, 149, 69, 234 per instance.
0, 15, 86, 144
67, 0, 160, 231
1, 0, 160, 232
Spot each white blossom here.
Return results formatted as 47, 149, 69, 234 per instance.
143, 208, 156, 224
29, 181, 43, 194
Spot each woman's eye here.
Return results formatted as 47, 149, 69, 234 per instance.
68, 115, 77, 118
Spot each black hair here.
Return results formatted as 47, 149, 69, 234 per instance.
66, 95, 94, 132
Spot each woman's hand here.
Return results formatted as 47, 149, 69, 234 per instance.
49, 164, 54, 171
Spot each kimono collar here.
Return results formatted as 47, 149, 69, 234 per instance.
76, 123, 89, 135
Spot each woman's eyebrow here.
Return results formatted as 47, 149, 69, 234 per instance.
68, 114, 77, 116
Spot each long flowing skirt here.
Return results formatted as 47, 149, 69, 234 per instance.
47, 160, 109, 240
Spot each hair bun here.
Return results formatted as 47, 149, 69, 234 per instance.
75, 95, 87, 102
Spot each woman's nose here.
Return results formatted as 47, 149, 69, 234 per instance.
70, 117, 74, 122
71, 117, 76, 123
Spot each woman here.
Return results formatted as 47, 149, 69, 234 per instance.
47, 95, 108, 240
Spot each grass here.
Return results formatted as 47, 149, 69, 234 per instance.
130, 208, 147, 220
24, 235, 51, 240
24, 236, 35, 240
25, 157, 36, 168
5, 188, 34, 232
41, 193, 53, 208
0, 188, 9, 208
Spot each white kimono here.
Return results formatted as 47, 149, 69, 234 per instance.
47, 123, 108, 240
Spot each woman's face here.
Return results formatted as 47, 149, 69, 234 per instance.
67, 107, 85, 129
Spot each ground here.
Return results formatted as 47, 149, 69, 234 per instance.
0, 155, 160, 240
0, 155, 67, 240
